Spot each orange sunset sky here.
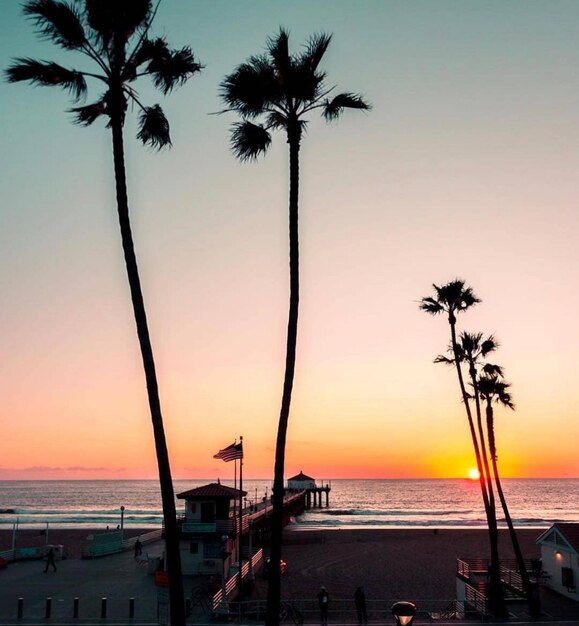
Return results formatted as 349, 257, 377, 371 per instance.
1, 1, 578, 481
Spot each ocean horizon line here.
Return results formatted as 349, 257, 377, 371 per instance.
1, 476, 578, 482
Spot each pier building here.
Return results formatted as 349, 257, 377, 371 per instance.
287, 471, 331, 508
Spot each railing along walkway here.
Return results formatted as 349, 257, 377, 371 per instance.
225, 598, 463, 623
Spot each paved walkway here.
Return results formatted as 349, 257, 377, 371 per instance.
0, 544, 166, 623
2, 546, 579, 626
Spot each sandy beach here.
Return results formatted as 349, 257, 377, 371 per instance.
271, 528, 543, 601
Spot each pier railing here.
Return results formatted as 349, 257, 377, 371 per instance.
464, 583, 489, 617
211, 549, 264, 610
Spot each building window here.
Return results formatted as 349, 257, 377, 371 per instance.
562, 567, 575, 589
190, 542, 199, 554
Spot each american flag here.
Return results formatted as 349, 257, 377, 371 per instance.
213, 442, 243, 462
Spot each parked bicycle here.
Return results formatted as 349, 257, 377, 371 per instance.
280, 602, 304, 625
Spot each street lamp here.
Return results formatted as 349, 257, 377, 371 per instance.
120, 506, 125, 531
392, 601, 416, 626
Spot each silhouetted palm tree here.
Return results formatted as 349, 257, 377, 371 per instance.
478, 368, 541, 616
420, 282, 488, 500
6, 3, 201, 624
420, 281, 506, 616
220, 29, 369, 626
454, 332, 499, 515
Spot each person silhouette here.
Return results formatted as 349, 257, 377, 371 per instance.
354, 586, 368, 624
317, 586, 329, 625
44, 547, 57, 573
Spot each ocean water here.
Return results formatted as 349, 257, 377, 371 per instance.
0, 479, 577, 530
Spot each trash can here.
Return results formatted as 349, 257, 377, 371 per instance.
392, 601, 416, 626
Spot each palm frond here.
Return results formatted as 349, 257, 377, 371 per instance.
267, 28, 291, 82
419, 296, 444, 315
148, 46, 202, 94
482, 363, 505, 378
5, 58, 87, 100
480, 335, 498, 356
288, 63, 326, 104
433, 354, 455, 366
137, 104, 171, 149
69, 97, 107, 125
302, 32, 332, 72
85, 0, 152, 42
495, 382, 515, 410
323, 92, 370, 121
265, 110, 288, 131
220, 57, 279, 118
130, 36, 168, 71
431, 279, 481, 313
231, 121, 271, 162
23, 0, 86, 50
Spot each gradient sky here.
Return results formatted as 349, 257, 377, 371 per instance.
1, 1, 578, 481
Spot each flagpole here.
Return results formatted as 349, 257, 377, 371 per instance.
234, 450, 237, 519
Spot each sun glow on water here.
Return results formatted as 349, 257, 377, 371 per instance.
468, 468, 480, 480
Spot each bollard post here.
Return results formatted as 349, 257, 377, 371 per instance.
17, 598, 24, 619
73, 597, 79, 618
45, 597, 52, 619
100, 598, 107, 619
129, 597, 135, 619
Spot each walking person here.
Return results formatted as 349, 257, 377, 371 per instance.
354, 586, 368, 624
317, 586, 330, 625
134, 538, 142, 558
44, 547, 56, 573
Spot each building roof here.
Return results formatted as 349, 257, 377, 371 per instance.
288, 471, 315, 482
536, 523, 579, 555
176, 482, 247, 499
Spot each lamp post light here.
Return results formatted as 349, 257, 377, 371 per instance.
120, 506, 125, 531
392, 601, 416, 626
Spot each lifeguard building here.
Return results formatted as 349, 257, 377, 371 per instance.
537, 523, 579, 601
176, 482, 246, 577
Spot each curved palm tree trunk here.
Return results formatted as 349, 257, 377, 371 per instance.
448, 320, 504, 615
464, 366, 505, 615
111, 116, 185, 626
266, 129, 300, 626
486, 403, 541, 616
470, 367, 496, 509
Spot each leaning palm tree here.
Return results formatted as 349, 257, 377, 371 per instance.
420, 281, 506, 616
220, 29, 369, 626
419, 283, 488, 501
6, 2, 201, 624
454, 332, 499, 518
478, 368, 541, 616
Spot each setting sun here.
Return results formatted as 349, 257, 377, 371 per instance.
468, 469, 480, 480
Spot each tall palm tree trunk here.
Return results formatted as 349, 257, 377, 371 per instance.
470, 368, 497, 515
463, 368, 504, 616
111, 116, 185, 626
266, 129, 300, 626
448, 320, 504, 615
486, 404, 540, 616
